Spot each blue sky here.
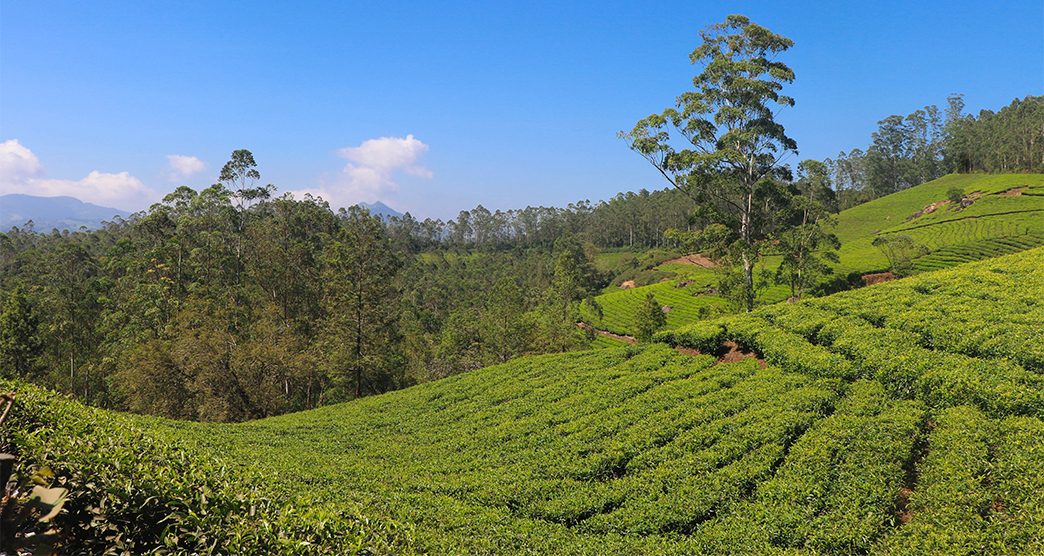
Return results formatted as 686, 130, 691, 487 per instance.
1, 1, 1041, 219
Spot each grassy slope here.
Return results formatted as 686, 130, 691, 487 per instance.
581, 264, 723, 335
832, 173, 1044, 274
10, 247, 1043, 554
585, 173, 1044, 336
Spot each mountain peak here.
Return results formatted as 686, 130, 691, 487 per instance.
358, 201, 403, 220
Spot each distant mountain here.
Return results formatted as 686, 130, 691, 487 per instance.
0, 194, 131, 231
358, 201, 404, 220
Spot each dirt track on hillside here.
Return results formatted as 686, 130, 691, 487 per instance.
664, 254, 717, 268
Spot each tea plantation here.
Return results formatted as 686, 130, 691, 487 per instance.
584, 173, 1044, 337
4, 247, 1042, 553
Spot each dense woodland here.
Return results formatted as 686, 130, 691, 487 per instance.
0, 165, 611, 420
1, 88, 1040, 421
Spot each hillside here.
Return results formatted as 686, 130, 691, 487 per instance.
832, 173, 1044, 275
582, 173, 1044, 336
0, 194, 131, 231
6, 247, 1043, 554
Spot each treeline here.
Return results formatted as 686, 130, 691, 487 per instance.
946, 95, 1044, 174
828, 95, 1043, 209
387, 187, 694, 251
0, 152, 612, 421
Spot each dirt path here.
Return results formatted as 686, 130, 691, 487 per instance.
887, 208, 1044, 234
861, 271, 896, 286
578, 324, 765, 366
664, 253, 717, 268
578, 322, 637, 345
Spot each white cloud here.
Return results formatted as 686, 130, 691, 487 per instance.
28, 172, 151, 209
0, 139, 152, 209
291, 134, 432, 208
0, 139, 43, 182
337, 134, 432, 178
166, 154, 206, 180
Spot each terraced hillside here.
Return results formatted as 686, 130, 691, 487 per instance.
834, 173, 1044, 275
584, 173, 1044, 337
5, 247, 1042, 554
581, 255, 792, 336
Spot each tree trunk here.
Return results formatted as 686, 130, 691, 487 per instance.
355, 283, 363, 399
740, 180, 755, 312
741, 252, 754, 312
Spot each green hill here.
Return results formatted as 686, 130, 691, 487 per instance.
832, 173, 1044, 275
583, 173, 1044, 337
7, 247, 1043, 554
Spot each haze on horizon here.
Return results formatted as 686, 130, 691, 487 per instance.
1, 0, 1041, 219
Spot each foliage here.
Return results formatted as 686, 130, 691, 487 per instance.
0, 288, 42, 379
0, 380, 413, 554
0, 392, 67, 555
622, 14, 798, 311
872, 234, 927, 276
388, 188, 696, 252
653, 321, 724, 353
320, 206, 405, 401
773, 160, 841, 299
579, 273, 732, 336
633, 293, 666, 342
945, 94, 1044, 174
665, 247, 1044, 418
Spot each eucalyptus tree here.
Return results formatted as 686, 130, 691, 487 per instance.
217, 149, 273, 297
622, 14, 798, 311
218, 149, 272, 210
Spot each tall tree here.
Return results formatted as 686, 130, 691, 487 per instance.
320, 207, 405, 400
622, 14, 798, 311
218, 149, 271, 209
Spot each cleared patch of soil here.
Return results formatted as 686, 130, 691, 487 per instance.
619, 279, 636, 289
897, 487, 914, 524
664, 253, 717, 268
862, 271, 896, 286
997, 187, 1025, 196
906, 200, 950, 221
906, 192, 983, 221
718, 341, 767, 368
